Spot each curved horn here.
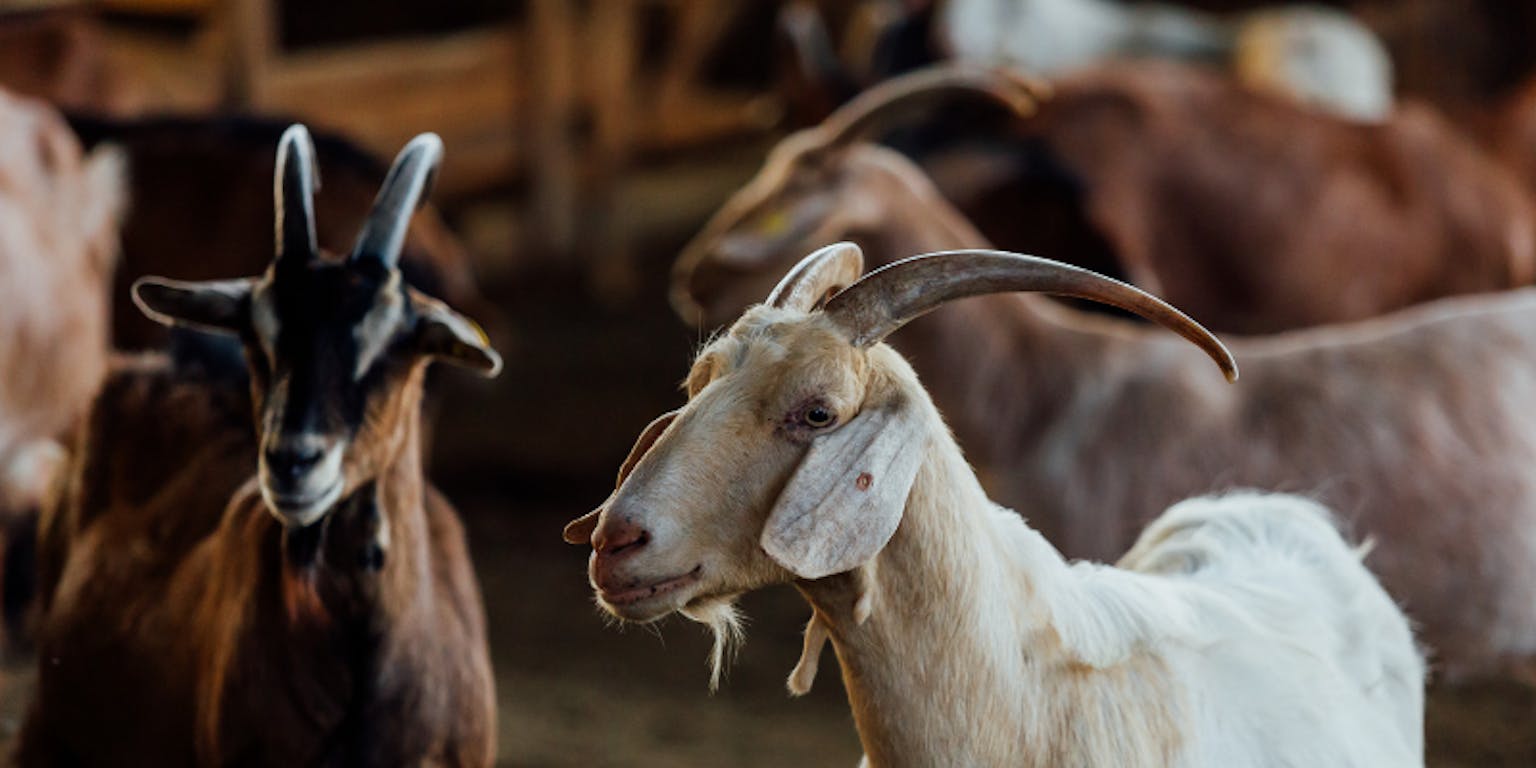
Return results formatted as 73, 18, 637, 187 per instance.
766, 242, 866, 312
274, 124, 319, 265
351, 132, 444, 269
817, 64, 1046, 147
823, 250, 1238, 381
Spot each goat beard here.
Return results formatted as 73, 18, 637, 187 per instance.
681, 595, 744, 692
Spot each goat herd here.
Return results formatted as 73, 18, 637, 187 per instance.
2, 8, 1536, 768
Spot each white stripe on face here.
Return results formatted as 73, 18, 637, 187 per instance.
353, 271, 403, 381
252, 284, 281, 362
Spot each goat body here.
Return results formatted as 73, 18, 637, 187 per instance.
805, 397, 1421, 766
20, 353, 495, 766
882, 154, 1536, 680
18, 127, 499, 766
955, 62, 1536, 334
579, 269, 1422, 765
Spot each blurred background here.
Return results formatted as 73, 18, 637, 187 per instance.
0, 0, 1534, 765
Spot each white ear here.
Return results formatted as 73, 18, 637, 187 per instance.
761, 402, 927, 579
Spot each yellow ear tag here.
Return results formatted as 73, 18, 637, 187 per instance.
757, 209, 791, 237
467, 318, 490, 345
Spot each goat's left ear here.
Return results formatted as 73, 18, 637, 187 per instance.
131, 276, 252, 334
413, 293, 502, 377
762, 400, 926, 579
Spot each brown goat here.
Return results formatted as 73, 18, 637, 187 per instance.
0, 88, 123, 613
674, 70, 1536, 682
708, 62, 1536, 335
17, 126, 499, 766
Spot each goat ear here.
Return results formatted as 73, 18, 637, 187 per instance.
131, 277, 252, 334
564, 410, 680, 545
762, 400, 926, 579
413, 293, 502, 377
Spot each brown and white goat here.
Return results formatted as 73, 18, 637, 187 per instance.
689, 63, 1536, 335
673, 69, 1536, 682
569, 245, 1422, 766
17, 126, 500, 766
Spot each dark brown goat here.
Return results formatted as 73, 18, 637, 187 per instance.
66, 115, 500, 352
742, 60, 1536, 335
18, 126, 499, 766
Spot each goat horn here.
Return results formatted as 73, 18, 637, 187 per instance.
274, 124, 320, 266
351, 132, 444, 269
823, 250, 1239, 382
767, 242, 865, 312
818, 64, 1046, 148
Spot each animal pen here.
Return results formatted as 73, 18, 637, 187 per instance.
0, 0, 1534, 766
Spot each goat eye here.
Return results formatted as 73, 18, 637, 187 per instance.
803, 406, 835, 428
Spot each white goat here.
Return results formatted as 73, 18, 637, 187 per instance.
568, 244, 1424, 766
941, 0, 1393, 120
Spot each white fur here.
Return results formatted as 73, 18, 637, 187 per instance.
802, 372, 1423, 766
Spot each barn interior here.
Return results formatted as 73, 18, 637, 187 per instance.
1, 1, 1534, 765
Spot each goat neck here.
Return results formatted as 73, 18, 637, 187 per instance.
274, 364, 430, 629
795, 388, 1181, 767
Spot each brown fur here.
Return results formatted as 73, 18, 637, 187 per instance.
689, 62, 1536, 335
1005, 62, 1536, 334
19, 352, 496, 766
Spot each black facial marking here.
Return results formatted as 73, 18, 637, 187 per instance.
263, 258, 400, 437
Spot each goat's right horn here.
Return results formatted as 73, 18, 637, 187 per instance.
351, 132, 444, 270
274, 124, 319, 267
766, 242, 865, 312
818, 64, 1046, 148
823, 249, 1238, 381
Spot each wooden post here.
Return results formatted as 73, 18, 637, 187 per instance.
588, 0, 638, 302
526, 0, 580, 257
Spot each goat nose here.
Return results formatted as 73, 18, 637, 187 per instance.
594, 518, 649, 556
266, 445, 322, 479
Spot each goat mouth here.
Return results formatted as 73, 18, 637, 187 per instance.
598, 565, 704, 611
261, 480, 342, 526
